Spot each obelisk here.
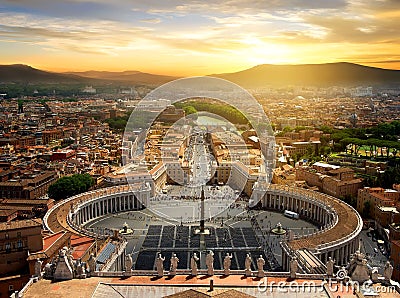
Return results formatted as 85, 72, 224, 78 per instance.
200, 186, 205, 233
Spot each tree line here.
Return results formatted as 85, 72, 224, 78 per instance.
48, 173, 94, 201
174, 100, 248, 124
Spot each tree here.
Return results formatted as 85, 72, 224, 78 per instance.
183, 105, 197, 115
48, 173, 94, 201
319, 125, 334, 134
173, 100, 248, 125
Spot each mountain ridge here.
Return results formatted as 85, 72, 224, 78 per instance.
64, 70, 178, 85
212, 62, 400, 87
1, 62, 399, 87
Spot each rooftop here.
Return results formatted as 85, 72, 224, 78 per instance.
27, 230, 70, 261
0, 218, 42, 231
22, 275, 333, 298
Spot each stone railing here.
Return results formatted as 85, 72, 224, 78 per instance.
101, 241, 127, 272
91, 270, 327, 279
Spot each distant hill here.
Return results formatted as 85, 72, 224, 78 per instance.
0, 64, 178, 86
65, 70, 178, 85
0, 64, 93, 84
213, 62, 400, 87
1, 63, 399, 88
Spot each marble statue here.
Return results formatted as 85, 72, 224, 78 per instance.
347, 250, 371, 283
87, 253, 96, 274
223, 253, 233, 275
125, 254, 133, 272
288, 230, 294, 241
170, 254, 179, 275
155, 253, 165, 277
66, 247, 74, 270
326, 257, 335, 277
53, 247, 74, 280
245, 254, 252, 277
383, 261, 393, 283
206, 251, 214, 276
44, 263, 53, 279
190, 253, 199, 276
34, 258, 43, 279
75, 260, 86, 279
290, 257, 298, 279
371, 267, 379, 283
257, 255, 265, 278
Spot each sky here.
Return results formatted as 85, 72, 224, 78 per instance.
0, 0, 399, 76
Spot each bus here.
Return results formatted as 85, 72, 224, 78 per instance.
284, 210, 299, 219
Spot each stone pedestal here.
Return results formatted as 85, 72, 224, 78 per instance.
34, 259, 43, 280
371, 268, 379, 283
289, 257, 298, 279
257, 269, 265, 278
53, 256, 74, 280
348, 250, 371, 284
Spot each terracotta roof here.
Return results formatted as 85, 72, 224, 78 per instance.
27, 231, 71, 261
70, 234, 93, 246
43, 231, 66, 250
0, 218, 42, 231
71, 241, 93, 260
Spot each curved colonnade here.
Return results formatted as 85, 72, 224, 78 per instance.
44, 183, 362, 274
261, 184, 362, 269
43, 184, 151, 237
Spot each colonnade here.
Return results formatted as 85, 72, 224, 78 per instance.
74, 193, 142, 226
262, 185, 362, 269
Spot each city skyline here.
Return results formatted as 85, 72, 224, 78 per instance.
0, 0, 399, 76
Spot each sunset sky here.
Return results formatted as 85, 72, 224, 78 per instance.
0, 0, 399, 76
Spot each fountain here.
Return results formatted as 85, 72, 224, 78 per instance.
271, 222, 287, 235
119, 222, 134, 235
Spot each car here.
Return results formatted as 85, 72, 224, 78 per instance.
374, 248, 378, 253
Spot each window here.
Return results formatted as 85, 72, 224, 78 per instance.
9, 285, 14, 291
5, 233, 9, 239
5, 242, 11, 252
17, 239, 23, 250
17, 232, 21, 238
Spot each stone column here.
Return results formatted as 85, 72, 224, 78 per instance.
335, 249, 339, 265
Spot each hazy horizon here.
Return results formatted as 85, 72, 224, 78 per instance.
2, 61, 400, 78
